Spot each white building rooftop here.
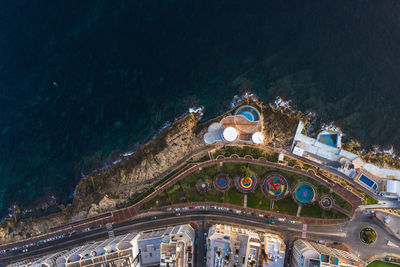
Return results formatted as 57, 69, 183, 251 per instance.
223, 127, 238, 142
252, 132, 264, 144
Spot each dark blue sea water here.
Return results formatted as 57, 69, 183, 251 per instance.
1, 1, 400, 215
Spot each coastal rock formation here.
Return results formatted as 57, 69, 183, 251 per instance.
0, 101, 308, 244
262, 105, 308, 148
71, 113, 207, 216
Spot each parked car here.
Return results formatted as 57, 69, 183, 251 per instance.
277, 218, 286, 222
267, 220, 276, 224
288, 220, 295, 224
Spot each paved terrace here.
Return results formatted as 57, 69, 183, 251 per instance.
0, 155, 363, 251
220, 115, 262, 141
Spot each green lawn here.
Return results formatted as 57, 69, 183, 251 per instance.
272, 196, 298, 216
202, 164, 220, 179
223, 162, 245, 178
166, 184, 183, 198
213, 146, 278, 162
364, 194, 379, 205
367, 261, 400, 267
300, 202, 348, 219
227, 188, 244, 206
139, 162, 350, 219
331, 192, 353, 212
247, 189, 270, 211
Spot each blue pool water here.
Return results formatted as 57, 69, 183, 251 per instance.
318, 134, 337, 147
234, 106, 260, 121
359, 174, 377, 190
241, 111, 255, 121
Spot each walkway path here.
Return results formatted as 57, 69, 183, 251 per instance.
135, 156, 363, 214
296, 206, 302, 217
0, 154, 363, 251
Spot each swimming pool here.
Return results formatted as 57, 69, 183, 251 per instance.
318, 134, 338, 147
234, 105, 260, 121
359, 174, 378, 190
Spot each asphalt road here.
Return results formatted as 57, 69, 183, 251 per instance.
2, 209, 400, 265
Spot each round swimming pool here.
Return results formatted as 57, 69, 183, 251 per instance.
294, 183, 315, 204
234, 105, 260, 122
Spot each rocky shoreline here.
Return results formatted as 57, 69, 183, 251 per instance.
1, 98, 399, 244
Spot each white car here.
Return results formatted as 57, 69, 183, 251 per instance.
288, 220, 295, 224
277, 218, 286, 222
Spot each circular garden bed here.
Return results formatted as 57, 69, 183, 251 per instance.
360, 227, 377, 244
214, 174, 231, 192
319, 195, 333, 210
293, 183, 316, 206
196, 179, 210, 193
236, 175, 257, 193
262, 173, 288, 200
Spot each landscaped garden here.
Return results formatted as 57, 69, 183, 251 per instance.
360, 227, 377, 244
140, 161, 353, 220
367, 261, 400, 267
213, 146, 279, 162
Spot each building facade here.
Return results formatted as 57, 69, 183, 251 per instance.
11, 224, 194, 267
290, 239, 364, 267
206, 224, 262, 267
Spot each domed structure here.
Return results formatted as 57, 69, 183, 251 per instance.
223, 127, 238, 142
252, 132, 264, 144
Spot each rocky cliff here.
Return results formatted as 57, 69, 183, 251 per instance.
72, 112, 208, 216
0, 102, 307, 244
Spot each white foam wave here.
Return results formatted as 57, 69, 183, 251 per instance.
230, 91, 258, 108
320, 122, 342, 133
272, 96, 296, 112
189, 106, 204, 116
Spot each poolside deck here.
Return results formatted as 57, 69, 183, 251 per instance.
220, 115, 262, 141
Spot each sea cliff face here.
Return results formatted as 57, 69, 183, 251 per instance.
72, 112, 207, 217
0, 103, 305, 244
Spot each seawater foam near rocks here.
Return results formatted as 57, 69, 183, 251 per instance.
230, 92, 259, 109
188, 106, 204, 116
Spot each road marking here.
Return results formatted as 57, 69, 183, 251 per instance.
302, 224, 307, 238
287, 227, 346, 237
388, 241, 399, 247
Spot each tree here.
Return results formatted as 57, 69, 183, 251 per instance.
240, 166, 252, 178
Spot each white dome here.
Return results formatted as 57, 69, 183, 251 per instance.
252, 132, 264, 144
223, 127, 238, 142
